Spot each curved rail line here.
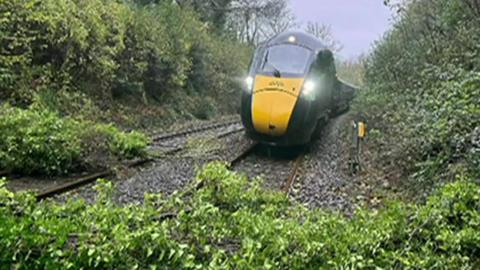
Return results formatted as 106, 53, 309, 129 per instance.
152, 119, 241, 142
152, 126, 246, 158
36, 171, 111, 201
34, 125, 303, 201
1, 119, 243, 184
136, 143, 305, 223
35, 121, 245, 201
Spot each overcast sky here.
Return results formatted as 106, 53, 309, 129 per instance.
290, 1, 394, 59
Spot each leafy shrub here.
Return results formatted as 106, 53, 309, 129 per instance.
0, 0, 249, 117
94, 124, 149, 159
0, 163, 479, 269
356, 0, 480, 192
0, 104, 148, 175
0, 104, 82, 175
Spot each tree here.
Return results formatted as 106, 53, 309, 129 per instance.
132, 0, 296, 44
305, 22, 343, 53
175, 0, 234, 33
260, 0, 297, 37
227, 0, 295, 45
132, 0, 233, 33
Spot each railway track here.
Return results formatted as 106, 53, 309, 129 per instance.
35, 119, 244, 201
282, 154, 304, 196
151, 119, 241, 142
228, 143, 306, 196
35, 139, 303, 202
34, 118, 304, 201
153, 125, 246, 157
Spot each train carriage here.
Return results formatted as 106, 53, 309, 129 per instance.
241, 31, 356, 146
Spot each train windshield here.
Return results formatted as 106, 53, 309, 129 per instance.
261, 44, 312, 75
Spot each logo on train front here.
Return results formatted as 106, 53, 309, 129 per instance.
269, 81, 285, 88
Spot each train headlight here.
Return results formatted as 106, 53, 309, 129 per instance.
302, 80, 316, 98
245, 76, 254, 92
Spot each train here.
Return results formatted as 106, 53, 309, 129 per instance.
240, 31, 357, 146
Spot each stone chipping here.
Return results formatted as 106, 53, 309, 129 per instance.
52, 114, 358, 214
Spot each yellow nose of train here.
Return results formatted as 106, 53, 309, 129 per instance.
251, 75, 305, 136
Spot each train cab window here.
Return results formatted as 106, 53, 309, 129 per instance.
261, 44, 312, 75
249, 46, 266, 74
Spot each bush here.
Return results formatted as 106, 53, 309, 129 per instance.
94, 124, 149, 159
0, 105, 82, 175
0, 0, 249, 117
0, 163, 479, 269
356, 0, 480, 192
0, 104, 148, 175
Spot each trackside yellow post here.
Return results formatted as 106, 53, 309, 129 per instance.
358, 122, 366, 138
350, 120, 366, 174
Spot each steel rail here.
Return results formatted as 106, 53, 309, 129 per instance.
217, 127, 245, 139
228, 142, 259, 168
36, 171, 111, 201
282, 153, 305, 196
152, 119, 241, 142
35, 123, 246, 201
227, 143, 305, 196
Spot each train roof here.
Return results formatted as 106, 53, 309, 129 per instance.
263, 31, 327, 52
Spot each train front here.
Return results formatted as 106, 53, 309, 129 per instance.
240, 35, 319, 146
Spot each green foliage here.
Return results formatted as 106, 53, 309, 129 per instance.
0, 163, 479, 268
0, 0, 249, 116
0, 0, 250, 174
133, 0, 233, 33
336, 56, 366, 87
94, 124, 149, 159
358, 0, 480, 189
0, 104, 82, 175
0, 104, 148, 175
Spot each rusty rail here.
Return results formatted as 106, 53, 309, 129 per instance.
282, 154, 305, 195
36, 171, 111, 201
152, 119, 241, 142
228, 142, 259, 168
217, 127, 245, 139
34, 122, 246, 201
227, 143, 305, 196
